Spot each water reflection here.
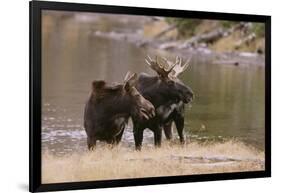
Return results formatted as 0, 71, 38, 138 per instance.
42, 11, 265, 155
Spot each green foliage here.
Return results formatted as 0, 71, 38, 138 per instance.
220, 21, 239, 29
252, 23, 265, 38
166, 17, 202, 38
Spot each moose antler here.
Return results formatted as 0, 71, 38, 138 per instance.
124, 71, 136, 83
169, 56, 192, 78
145, 55, 179, 78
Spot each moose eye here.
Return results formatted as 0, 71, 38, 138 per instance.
133, 93, 141, 99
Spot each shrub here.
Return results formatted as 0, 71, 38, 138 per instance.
166, 17, 202, 38
252, 23, 265, 38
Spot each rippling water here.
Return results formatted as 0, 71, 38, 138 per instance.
42, 11, 265, 155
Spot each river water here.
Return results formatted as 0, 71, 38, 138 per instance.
42, 11, 265, 155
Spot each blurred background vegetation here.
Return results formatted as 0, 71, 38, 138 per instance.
167, 18, 265, 39
163, 18, 265, 53
166, 18, 202, 37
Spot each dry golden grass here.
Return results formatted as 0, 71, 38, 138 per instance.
211, 31, 265, 53
42, 140, 264, 184
143, 20, 178, 39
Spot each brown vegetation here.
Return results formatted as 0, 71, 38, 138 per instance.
42, 140, 264, 184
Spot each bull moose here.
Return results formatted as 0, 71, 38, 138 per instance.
84, 71, 155, 150
132, 55, 194, 150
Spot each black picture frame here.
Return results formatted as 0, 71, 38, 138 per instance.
29, 0, 271, 192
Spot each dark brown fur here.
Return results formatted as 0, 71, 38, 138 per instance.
84, 73, 155, 150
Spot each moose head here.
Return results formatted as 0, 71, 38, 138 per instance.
122, 71, 156, 121
143, 55, 194, 105
92, 71, 155, 122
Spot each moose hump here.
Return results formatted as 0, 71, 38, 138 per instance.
91, 80, 124, 100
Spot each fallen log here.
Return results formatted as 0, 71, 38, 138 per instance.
182, 28, 225, 48
138, 24, 177, 47
153, 24, 177, 39
180, 22, 251, 49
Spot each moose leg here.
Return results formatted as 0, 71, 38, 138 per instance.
174, 116, 185, 144
87, 136, 97, 150
115, 128, 125, 144
133, 127, 144, 151
163, 121, 173, 140
114, 117, 127, 144
105, 139, 118, 149
171, 101, 186, 144
154, 127, 162, 147
109, 117, 127, 145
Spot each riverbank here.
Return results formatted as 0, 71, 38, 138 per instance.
90, 17, 265, 67
42, 140, 264, 183
43, 11, 265, 67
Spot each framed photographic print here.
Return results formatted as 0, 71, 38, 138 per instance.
29, 0, 271, 192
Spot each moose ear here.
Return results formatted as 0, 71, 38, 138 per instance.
124, 71, 137, 91
92, 80, 106, 91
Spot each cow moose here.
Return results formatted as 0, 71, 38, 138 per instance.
84, 71, 155, 150
132, 55, 194, 150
